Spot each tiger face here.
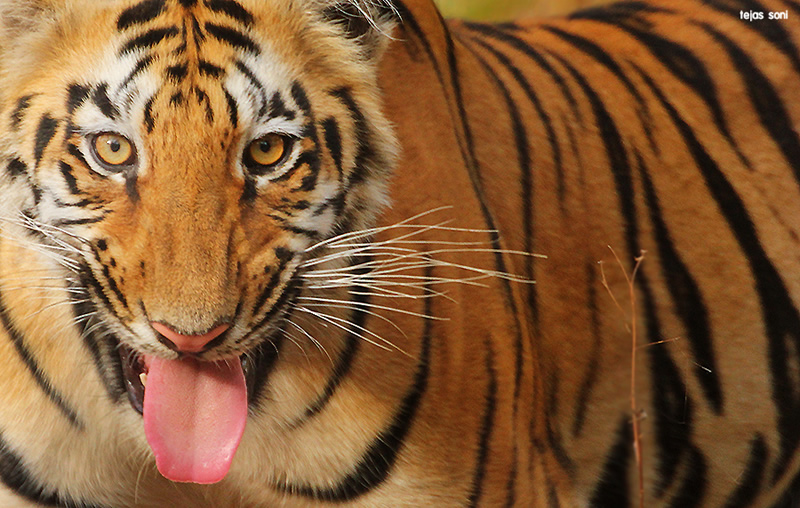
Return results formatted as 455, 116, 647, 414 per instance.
0, 0, 397, 484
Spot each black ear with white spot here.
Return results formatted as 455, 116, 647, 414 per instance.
322, 1, 399, 60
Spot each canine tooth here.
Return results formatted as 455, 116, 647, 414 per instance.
139, 372, 147, 387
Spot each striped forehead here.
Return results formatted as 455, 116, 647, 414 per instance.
75, 0, 303, 133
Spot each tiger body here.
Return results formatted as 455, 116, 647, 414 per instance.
0, 0, 799, 506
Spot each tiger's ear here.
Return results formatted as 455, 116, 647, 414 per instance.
320, 0, 400, 62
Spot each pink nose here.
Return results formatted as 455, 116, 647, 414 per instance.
151, 322, 231, 353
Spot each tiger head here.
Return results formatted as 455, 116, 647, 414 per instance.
0, 0, 398, 483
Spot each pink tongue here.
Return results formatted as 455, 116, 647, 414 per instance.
143, 355, 247, 484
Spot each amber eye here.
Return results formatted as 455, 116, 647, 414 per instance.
91, 133, 136, 170
245, 134, 292, 175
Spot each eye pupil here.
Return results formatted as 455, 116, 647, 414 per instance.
91, 133, 135, 171
246, 134, 290, 174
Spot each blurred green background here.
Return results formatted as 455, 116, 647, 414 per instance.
434, 0, 610, 20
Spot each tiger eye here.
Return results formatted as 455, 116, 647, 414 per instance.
93, 133, 135, 168
247, 134, 288, 169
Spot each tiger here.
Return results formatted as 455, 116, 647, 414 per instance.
1, 0, 799, 505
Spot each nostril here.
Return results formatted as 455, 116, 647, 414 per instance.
151, 322, 231, 354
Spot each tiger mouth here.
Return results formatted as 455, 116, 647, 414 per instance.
118, 344, 260, 415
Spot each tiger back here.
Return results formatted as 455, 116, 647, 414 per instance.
1, 0, 800, 506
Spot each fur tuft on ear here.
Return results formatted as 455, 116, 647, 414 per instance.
319, 0, 400, 60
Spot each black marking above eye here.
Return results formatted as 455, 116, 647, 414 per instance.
204, 22, 260, 54
143, 97, 156, 133
117, 0, 166, 30
224, 89, 239, 127
120, 26, 180, 55
199, 60, 225, 78
92, 84, 120, 120
66, 84, 90, 115
205, 0, 255, 26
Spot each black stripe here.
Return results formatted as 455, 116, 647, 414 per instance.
283, 150, 321, 190
0, 432, 107, 507
546, 51, 639, 266
594, 17, 749, 167
198, 59, 225, 78
290, 82, 313, 124
634, 63, 800, 484
119, 55, 155, 91
723, 435, 767, 508
701, 23, 800, 188
59, 162, 80, 195
463, 22, 584, 124
52, 216, 107, 227
331, 87, 375, 189
704, 0, 800, 76
126, 171, 140, 202
120, 26, 179, 54
246, 333, 283, 412
143, 97, 156, 132
637, 151, 722, 413
572, 262, 602, 437
205, 0, 254, 26
190, 14, 206, 46
644, 275, 696, 498
195, 88, 215, 123
589, 419, 632, 508
0, 291, 83, 429
101, 265, 128, 310
465, 35, 548, 329
92, 84, 120, 121
252, 248, 295, 317
667, 447, 707, 508
10, 95, 34, 129
462, 43, 533, 492
538, 25, 658, 153
204, 22, 259, 54
569, 1, 672, 20
234, 60, 268, 117
268, 91, 295, 120
289, 274, 369, 426
241, 176, 256, 203
467, 338, 497, 508
543, 373, 576, 476
271, 215, 321, 240
322, 117, 344, 177
166, 64, 188, 82
439, 29, 531, 498
34, 115, 59, 167
70, 285, 126, 403
66, 84, 90, 115
223, 88, 239, 127
169, 91, 185, 106
286, 272, 433, 501
504, 450, 517, 508
178, 0, 196, 6
67, 144, 91, 169
6, 157, 27, 179
117, 0, 165, 30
